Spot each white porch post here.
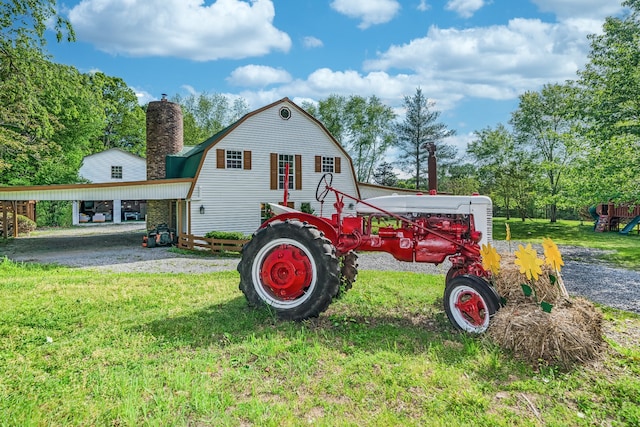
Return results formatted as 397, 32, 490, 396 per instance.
72, 201, 79, 225
113, 199, 122, 223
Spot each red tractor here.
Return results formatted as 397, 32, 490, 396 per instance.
238, 174, 501, 333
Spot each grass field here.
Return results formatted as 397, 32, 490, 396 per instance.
1, 258, 639, 426
493, 217, 640, 270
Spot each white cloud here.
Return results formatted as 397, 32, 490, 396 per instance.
68, 0, 291, 61
302, 36, 323, 49
445, 132, 476, 156
227, 65, 292, 87
363, 18, 594, 100
196, 3, 618, 133
445, 0, 486, 19
531, 0, 624, 20
180, 85, 198, 96
132, 87, 156, 105
330, 0, 401, 29
230, 68, 461, 115
417, 1, 430, 12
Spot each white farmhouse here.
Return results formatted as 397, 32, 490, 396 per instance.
75, 148, 147, 224
166, 98, 360, 236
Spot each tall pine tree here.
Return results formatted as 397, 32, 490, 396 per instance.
393, 88, 455, 190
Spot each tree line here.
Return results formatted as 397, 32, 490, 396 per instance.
2, 0, 638, 225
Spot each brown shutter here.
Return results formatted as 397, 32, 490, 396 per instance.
315, 156, 321, 173
243, 151, 252, 170
270, 153, 278, 190
295, 154, 302, 190
335, 157, 341, 173
216, 149, 225, 169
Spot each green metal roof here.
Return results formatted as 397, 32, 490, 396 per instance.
165, 123, 235, 179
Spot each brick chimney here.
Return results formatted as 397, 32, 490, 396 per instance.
145, 95, 184, 230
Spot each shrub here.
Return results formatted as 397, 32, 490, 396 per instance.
300, 202, 315, 214
204, 231, 250, 240
36, 201, 72, 227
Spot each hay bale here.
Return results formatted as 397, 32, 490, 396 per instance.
487, 303, 605, 370
561, 297, 604, 344
492, 254, 563, 305
488, 255, 606, 370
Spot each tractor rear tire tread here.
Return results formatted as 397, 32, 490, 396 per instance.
336, 251, 358, 299
238, 219, 339, 320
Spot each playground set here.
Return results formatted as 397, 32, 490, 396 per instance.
591, 202, 640, 234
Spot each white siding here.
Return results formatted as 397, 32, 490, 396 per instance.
189, 101, 360, 236
0, 181, 192, 201
79, 148, 146, 183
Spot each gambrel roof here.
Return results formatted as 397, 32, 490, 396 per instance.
164, 97, 356, 188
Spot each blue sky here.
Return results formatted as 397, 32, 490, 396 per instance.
46, 0, 624, 156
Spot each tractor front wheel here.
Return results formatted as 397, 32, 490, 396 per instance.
444, 275, 500, 333
238, 219, 339, 320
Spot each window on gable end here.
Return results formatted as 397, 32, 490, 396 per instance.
322, 156, 334, 172
111, 166, 123, 179
315, 156, 341, 174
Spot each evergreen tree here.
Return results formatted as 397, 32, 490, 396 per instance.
372, 162, 398, 187
393, 88, 455, 190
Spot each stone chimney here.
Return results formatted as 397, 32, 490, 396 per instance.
145, 95, 184, 230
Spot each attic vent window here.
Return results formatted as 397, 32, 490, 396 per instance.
279, 106, 291, 120
111, 166, 123, 179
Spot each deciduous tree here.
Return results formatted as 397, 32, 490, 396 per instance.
304, 94, 396, 183
575, 0, 640, 203
510, 83, 579, 222
173, 92, 249, 145
467, 124, 537, 220
89, 72, 146, 156
1, 0, 75, 182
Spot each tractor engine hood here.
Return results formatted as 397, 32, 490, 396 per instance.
356, 194, 492, 216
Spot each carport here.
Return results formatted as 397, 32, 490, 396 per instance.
0, 179, 193, 238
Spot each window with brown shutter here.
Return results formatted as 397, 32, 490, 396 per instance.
316, 156, 340, 173
243, 151, 252, 170
216, 149, 225, 169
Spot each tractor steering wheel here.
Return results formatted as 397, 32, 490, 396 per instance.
315, 173, 334, 203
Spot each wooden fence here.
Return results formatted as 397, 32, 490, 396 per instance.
177, 234, 249, 253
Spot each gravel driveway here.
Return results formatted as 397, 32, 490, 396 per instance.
2, 223, 639, 314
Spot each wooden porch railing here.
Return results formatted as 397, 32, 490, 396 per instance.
177, 233, 249, 253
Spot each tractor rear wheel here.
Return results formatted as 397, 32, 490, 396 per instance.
238, 219, 339, 320
444, 275, 500, 333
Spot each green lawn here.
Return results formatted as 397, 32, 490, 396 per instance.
1, 259, 638, 426
493, 217, 640, 270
